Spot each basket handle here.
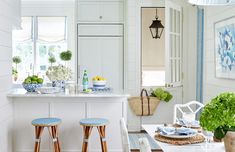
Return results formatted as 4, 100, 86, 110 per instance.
140, 89, 150, 116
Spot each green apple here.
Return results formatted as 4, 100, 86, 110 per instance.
37, 78, 43, 84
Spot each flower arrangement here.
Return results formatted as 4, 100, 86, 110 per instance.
46, 64, 72, 81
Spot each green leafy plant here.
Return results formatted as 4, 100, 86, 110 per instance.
200, 92, 235, 139
151, 88, 173, 102
12, 56, 21, 70
48, 56, 56, 66
60, 50, 72, 61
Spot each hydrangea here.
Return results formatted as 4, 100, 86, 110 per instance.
46, 65, 72, 81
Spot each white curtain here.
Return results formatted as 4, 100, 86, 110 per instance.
13, 17, 32, 42
37, 17, 66, 43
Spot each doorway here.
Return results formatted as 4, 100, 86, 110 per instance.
141, 7, 165, 87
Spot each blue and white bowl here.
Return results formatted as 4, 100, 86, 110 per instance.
92, 80, 106, 89
22, 83, 42, 92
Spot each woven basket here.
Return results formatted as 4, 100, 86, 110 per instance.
128, 89, 160, 116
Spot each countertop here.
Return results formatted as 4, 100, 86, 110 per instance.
7, 88, 130, 98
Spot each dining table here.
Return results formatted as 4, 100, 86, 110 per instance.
142, 124, 225, 152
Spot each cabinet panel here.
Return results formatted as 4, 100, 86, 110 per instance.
78, 24, 123, 36
78, 37, 123, 91
78, 2, 100, 22
87, 102, 123, 151
77, 2, 124, 23
101, 2, 124, 23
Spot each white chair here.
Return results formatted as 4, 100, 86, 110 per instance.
139, 138, 151, 152
120, 118, 131, 152
120, 118, 152, 152
173, 101, 204, 124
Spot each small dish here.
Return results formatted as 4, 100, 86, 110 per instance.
36, 87, 61, 94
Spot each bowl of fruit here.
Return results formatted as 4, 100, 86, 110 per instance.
92, 76, 106, 89
22, 75, 44, 92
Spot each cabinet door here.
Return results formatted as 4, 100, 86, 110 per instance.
78, 37, 123, 91
101, 2, 124, 23
77, 2, 123, 23
78, 2, 100, 22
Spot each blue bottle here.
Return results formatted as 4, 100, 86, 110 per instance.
82, 70, 89, 91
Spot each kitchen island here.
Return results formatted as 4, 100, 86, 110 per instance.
8, 89, 129, 152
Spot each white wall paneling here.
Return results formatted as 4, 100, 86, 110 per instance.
204, 5, 235, 103
0, 0, 20, 151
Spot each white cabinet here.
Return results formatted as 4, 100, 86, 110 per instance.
77, 1, 124, 23
78, 36, 123, 91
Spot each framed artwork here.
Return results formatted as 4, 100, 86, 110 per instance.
214, 16, 235, 79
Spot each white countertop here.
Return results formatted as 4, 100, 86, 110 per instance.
7, 89, 130, 98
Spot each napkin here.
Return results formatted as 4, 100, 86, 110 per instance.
176, 128, 197, 135
179, 118, 200, 127
158, 127, 197, 136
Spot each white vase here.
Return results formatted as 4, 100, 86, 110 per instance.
224, 131, 235, 152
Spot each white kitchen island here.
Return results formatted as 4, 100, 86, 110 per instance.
8, 89, 129, 152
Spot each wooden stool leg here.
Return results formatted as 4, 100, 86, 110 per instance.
49, 126, 61, 152
82, 126, 93, 152
34, 126, 44, 152
97, 126, 108, 152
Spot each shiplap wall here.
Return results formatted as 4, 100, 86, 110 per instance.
204, 6, 235, 103
0, 0, 20, 151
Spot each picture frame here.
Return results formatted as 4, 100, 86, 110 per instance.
214, 16, 235, 79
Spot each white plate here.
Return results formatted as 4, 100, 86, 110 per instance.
36, 87, 61, 94
159, 132, 197, 139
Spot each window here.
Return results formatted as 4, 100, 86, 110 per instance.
12, 16, 67, 83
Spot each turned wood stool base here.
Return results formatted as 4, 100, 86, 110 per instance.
80, 118, 109, 152
32, 118, 62, 152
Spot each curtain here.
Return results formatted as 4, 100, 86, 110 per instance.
13, 17, 32, 42
37, 17, 67, 43
196, 8, 204, 103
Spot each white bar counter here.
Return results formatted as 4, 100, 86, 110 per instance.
8, 89, 129, 152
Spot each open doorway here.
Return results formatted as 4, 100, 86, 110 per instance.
141, 7, 165, 87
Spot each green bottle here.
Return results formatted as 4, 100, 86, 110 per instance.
82, 70, 89, 91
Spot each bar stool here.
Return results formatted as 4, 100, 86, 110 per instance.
80, 118, 109, 152
32, 118, 62, 152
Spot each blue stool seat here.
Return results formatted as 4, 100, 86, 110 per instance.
80, 118, 109, 126
32, 118, 62, 127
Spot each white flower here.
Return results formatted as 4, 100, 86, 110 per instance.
46, 64, 72, 81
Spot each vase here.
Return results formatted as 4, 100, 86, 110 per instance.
52, 80, 66, 91
224, 131, 235, 152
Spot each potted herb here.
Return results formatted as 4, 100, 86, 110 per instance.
60, 50, 72, 66
151, 88, 173, 102
48, 56, 56, 67
200, 92, 235, 151
12, 56, 21, 81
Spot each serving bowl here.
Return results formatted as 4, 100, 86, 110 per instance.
22, 83, 42, 92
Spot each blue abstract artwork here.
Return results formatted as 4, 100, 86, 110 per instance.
215, 17, 235, 79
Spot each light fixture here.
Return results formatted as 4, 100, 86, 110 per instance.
188, 0, 235, 5
149, 8, 164, 39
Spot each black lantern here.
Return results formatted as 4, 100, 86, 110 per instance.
149, 9, 164, 39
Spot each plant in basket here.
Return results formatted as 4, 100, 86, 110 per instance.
150, 88, 173, 102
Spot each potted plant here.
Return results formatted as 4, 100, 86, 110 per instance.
48, 56, 56, 67
12, 56, 21, 81
60, 50, 72, 66
200, 92, 235, 152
